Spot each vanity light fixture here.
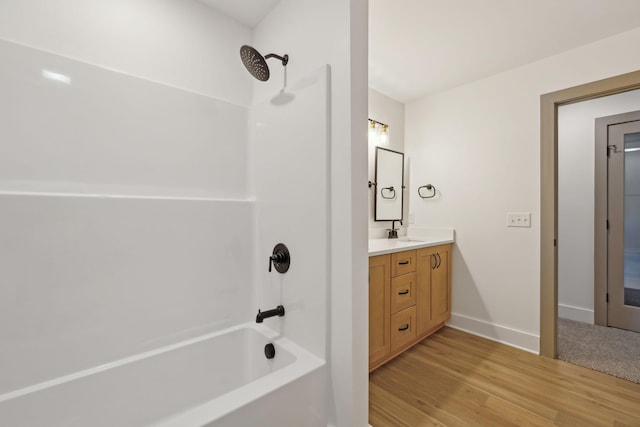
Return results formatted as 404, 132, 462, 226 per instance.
368, 118, 388, 128
368, 118, 389, 146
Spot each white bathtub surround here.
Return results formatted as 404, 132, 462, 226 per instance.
249, 65, 330, 360
0, 38, 249, 199
0, 27, 334, 427
0, 0, 253, 106
0, 38, 256, 395
0, 323, 325, 427
0, 193, 255, 395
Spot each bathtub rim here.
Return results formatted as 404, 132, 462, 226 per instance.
154, 330, 325, 426
0, 322, 323, 406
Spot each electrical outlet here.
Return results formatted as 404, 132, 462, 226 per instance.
409, 212, 415, 224
507, 212, 531, 228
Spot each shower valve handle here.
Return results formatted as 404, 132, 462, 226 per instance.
269, 252, 286, 271
268, 243, 290, 273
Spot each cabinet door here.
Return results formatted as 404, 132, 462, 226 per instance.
369, 255, 391, 366
416, 244, 452, 335
432, 245, 451, 325
416, 248, 434, 335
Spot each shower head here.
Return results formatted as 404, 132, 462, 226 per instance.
240, 45, 288, 82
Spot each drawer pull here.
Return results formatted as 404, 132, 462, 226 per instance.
398, 260, 410, 265
398, 289, 409, 295
398, 324, 409, 331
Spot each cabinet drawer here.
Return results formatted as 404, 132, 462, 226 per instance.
391, 250, 416, 277
390, 272, 416, 314
390, 306, 417, 352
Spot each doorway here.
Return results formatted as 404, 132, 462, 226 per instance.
595, 113, 640, 332
540, 70, 640, 358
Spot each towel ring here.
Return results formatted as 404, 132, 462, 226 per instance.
418, 184, 436, 199
381, 186, 397, 199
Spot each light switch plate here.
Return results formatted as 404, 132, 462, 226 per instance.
507, 212, 531, 228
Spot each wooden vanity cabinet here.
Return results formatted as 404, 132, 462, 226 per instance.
369, 244, 452, 371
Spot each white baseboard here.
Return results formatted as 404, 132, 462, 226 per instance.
558, 304, 594, 324
446, 313, 539, 354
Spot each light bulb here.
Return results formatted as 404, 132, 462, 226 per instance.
368, 120, 377, 143
380, 124, 388, 144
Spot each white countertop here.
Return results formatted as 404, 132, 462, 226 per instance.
368, 227, 455, 256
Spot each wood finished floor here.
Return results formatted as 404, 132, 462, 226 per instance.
369, 327, 640, 427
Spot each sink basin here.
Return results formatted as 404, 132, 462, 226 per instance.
398, 237, 424, 242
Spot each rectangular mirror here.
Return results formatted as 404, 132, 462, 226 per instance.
374, 146, 404, 221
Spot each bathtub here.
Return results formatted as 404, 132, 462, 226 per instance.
0, 323, 326, 426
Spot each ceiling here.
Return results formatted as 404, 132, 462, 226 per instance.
370, 0, 640, 103
198, 0, 280, 28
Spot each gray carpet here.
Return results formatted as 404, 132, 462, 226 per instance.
558, 318, 640, 383
626, 287, 640, 306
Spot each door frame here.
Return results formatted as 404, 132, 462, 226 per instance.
594, 111, 640, 327
540, 70, 640, 358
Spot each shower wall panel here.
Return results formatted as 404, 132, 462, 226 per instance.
0, 39, 248, 198
0, 38, 255, 395
0, 195, 254, 395
0, 0, 253, 106
249, 66, 330, 359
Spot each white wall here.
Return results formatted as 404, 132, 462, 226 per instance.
0, 0, 252, 106
558, 89, 640, 324
0, 0, 257, 395
405, 26, 640, 353
253, 1, 369, 425
368, 88, 406, 237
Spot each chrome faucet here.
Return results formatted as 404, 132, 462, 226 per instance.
387, 219, 402, 239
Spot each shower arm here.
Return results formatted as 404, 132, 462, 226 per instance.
265, 53, 289, 66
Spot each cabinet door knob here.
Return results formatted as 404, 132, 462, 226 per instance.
398, 324, 409, 331
398, 289, 409, 295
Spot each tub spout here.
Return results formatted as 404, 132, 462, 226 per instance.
256, 305, 285, 323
